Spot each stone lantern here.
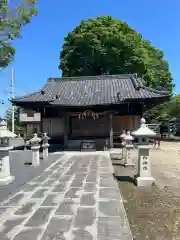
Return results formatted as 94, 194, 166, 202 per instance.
0, 120, 16, 185
42, 133, 50, 160
30, 133, 41, 166
132, 117, 156, 187
120, 130, 126, 159
124, 131, 134, 167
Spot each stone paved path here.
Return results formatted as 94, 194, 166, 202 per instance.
0, 151, 63, 203
0, 153, 132, 240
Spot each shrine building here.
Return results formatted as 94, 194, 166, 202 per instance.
12, 74, 170, 149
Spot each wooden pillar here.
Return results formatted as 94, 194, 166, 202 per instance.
140, 102, 143, 118
39, 109, 43, 133
168, 122, 171, 138
64, 114, 69, 147
40, 120, 43, 134
109, 115, 113, 148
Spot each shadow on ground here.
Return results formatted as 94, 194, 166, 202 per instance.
116, 175, 135, 184
0, 151, 63, 203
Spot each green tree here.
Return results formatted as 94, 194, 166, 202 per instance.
59, 16, 173, 92
0, 0, 37, 68
144, 95, 180, 122
4, 106, 25, 134
158, 95, 180, 120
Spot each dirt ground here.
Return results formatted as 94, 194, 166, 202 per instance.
113, 142, 180, 240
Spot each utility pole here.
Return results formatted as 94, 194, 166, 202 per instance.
11, 68, 15, 133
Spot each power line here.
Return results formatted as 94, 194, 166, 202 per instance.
0, 67, 15, 133
11, 67, 15, 133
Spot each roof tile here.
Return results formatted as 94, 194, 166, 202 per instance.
13, 74, 170, 107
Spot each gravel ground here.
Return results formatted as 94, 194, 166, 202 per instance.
113, 142, 180, 240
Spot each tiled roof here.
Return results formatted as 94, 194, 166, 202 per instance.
13, 74, 170, 107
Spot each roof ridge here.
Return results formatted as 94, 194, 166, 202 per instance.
47, 74, 136, 82
130, 75, 140, 90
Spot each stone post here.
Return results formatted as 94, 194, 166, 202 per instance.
124, 131, 134, 167
120, 130, 126, 159
30, 133, 41, 167
132, 118, 156, 187
109, 115, 113, 148
0, 120, 15, 185
42, 133, 50, 160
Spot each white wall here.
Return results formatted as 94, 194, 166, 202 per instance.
42, 118, 64, 136
19, 112, 41, 122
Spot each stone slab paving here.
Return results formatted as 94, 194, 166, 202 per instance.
0, 151, 63, 203
0, 153, 133, 240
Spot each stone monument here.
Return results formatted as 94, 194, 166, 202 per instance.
120, 130, 126, 159
124, 131, 135, 167
0, 120, 15, 185
30, 133, 41, 166
132, 118, 156, 187
42, 133, 50, 160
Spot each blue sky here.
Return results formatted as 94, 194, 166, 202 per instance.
0, 0, 180, 116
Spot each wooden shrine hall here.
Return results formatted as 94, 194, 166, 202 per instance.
13, 74, 170, 150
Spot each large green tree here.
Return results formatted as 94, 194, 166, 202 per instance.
0, 0, 37, 68
148, 95, 180, 121
59, 16, 173, 92
4, 106, 25, 134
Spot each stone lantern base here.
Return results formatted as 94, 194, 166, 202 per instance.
135, 176, 155, 187
0, 175, 15, 185
42, 143, 49, 160
124, 145, 135, 167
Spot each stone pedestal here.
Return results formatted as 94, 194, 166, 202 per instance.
120, 130, 126, 160
121, 142, 126, 159
30, 133, 41, 167
31, 146, 40, 166
42, 133, 50, 160
124, 145, 135, 167
0, 120, 15, 185
124, 131, 134, 167
0, 147, 15, 185
132, 118, 156, 187
135, 146, 154, 186
42, 144, 49, 160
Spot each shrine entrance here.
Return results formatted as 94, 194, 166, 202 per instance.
70, 116, 109, 138
67, 110, 112, 150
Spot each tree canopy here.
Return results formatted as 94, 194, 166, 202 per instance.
60, 16, 173, 92
149, 95, 180, 122
4, 106, 25, 134
0, 0, 37, 68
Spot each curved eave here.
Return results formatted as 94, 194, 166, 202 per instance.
123, 94, 171, 103
12, 74, 172, 107
12, 93, 171, 108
